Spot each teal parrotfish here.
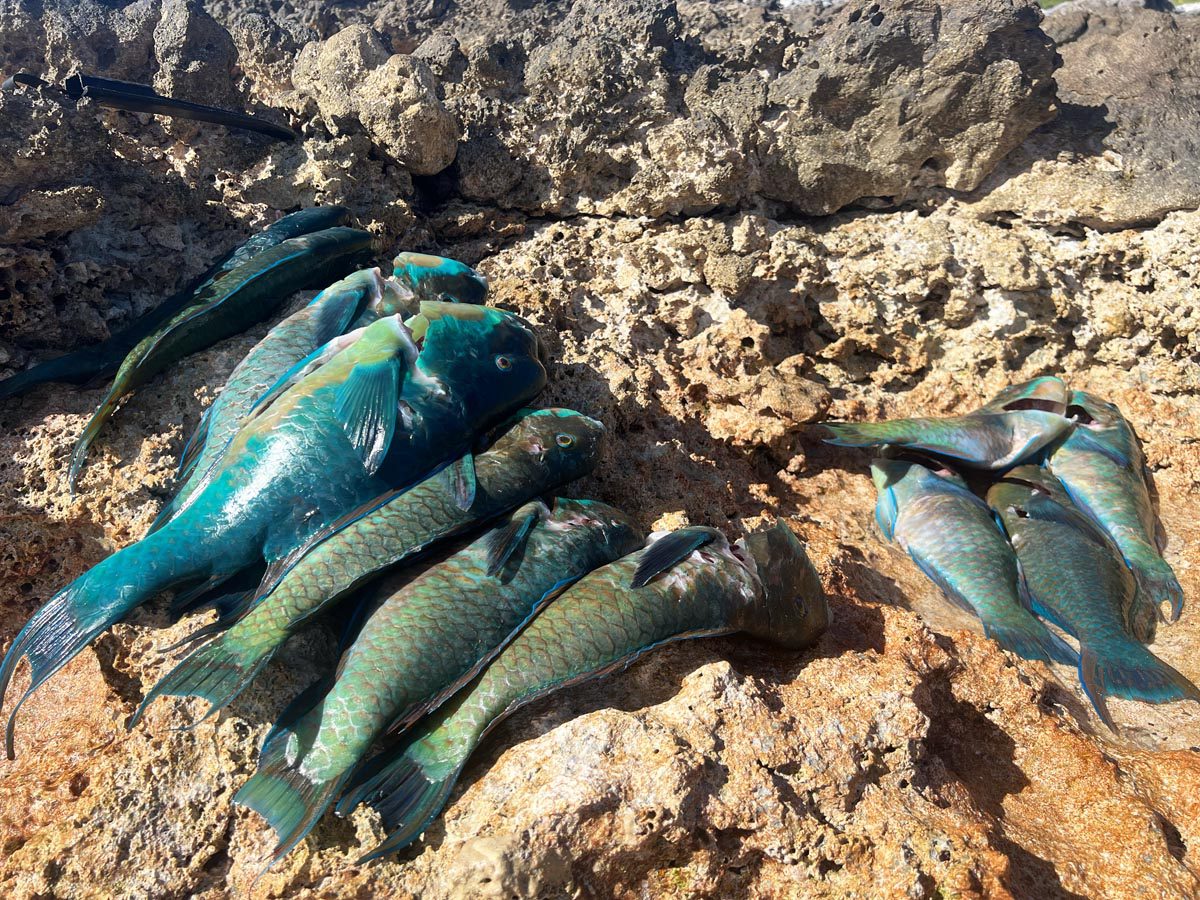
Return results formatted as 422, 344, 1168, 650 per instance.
824, 376, 1072, 470
988, 466, 1200, 730
233, 498, 645, 865
67, 225, 376, 488
871, 454, 1075, 665
339, 521, 829, 861
0, 207, 350, 403
0, 303, 549, 757
390, 252, 489, 306
1047, 390, 1183, 643
131, 407, 609, 722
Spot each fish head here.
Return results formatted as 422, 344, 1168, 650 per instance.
410, 301, 549, 425
393, 252, 489, 305
735, 522, 829, 651
485, 408, 607, 488
980, 376, 1068, 415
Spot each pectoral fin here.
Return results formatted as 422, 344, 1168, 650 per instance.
631, 528, 718, 589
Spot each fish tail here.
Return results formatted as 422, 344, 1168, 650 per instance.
67, 391, 123, 490
343, 740, 465, 862
129, 634, 272, 729
821, 421, 903, 448
233, 701, 347, 866
1079, 640, 1200, 732
983, 617, 1078, 667
1128, 560, 1185, 641
0, 353, 95, 400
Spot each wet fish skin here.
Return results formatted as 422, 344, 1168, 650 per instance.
343, 521, 828, 860
232, 498, 645, 865
132, 407, 608, 721
988, 465, 1200, 729
978, 376, 1069, 415
0, 207, 349, 403
871, 456, 1076, 665
0, 305, 548, 756
391, 252, 489, 306
67, 226, 376, 488
1048, 390, 1183, 642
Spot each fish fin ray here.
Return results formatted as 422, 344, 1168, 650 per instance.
333, 356, 401, 475
631, 528, 718, 589
485, 502, 542, 577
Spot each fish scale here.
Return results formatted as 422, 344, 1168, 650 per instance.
341, 522, 829, 861
131, 408, 607, 725
232, 498, 646, 865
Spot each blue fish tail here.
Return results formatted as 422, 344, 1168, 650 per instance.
233, 699, 347, 866
129, 637, 273, 729
1079, 641, 1200, 732
983, 618, 1078, 667
341, 744, 464, 862
1129, 563, 1185, 641
821, 422, 894, 448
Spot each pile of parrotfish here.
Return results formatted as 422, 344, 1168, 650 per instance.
0, 207, 829, 865
825, 376, 1196, 729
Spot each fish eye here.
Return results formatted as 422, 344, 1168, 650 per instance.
495, 355, 513, 371
555, 433, 575, 448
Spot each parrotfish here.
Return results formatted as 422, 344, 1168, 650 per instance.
233, 498, 645, 865
150, 267, 412, 533
1048, 390, 1183, 642
390, 252, 489, 306
340, 522, 829, 861
824, 377, 1072, 470
132, 408, 608, 721
871, 455, 1075, 665
988, 466, 1200, 729
0, 207, 349, 403
67, 225, 376, 488
0, 303, 548, 756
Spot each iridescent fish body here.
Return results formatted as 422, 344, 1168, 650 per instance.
342, 522, 829, 861
872, 455, 1075, 664
67, 225, 376, 487
233, 499, 645, 865
133, 408, 608, 721
1048, 390, 1183, 642
0, 303, 548, 756
988, 466, 1200, 729
0, 207, 349, 402
824, 376, 1072, 470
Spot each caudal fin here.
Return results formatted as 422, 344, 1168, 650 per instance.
0, 584, 115, 758
983, 617, 1078, 667
337, 742, 463, 862
67, 393, 123, 490
1079, 642, 1200, 731
129, 634, 274, 729
1127, 562, 1185, 643
821, 422, 898, 449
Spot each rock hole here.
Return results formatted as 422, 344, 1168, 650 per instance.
848, 9, 862, 24
741, 337, 754, 348
68, 772, 89, 797
817, 858, 842, 876
920, 157, 942, 172
870, 11, 885, 26
1156, 813, 1186, 862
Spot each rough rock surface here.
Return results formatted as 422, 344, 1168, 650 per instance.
1, 1, 1199, 898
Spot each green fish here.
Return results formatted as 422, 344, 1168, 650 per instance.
67, 225, 376, 488
341, 521, 829, 861
390, 252, 489, 306
872, 455, 1075, 665
233, 498, 645, 865
988, 466, 1200, 729
0, 207, 350, 403
132, 408, 608, 721
824, 376, 1072, 470
1048, 390, 1183, 642
0, 303, 548, 756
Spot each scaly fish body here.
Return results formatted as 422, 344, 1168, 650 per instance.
988, 466, 1200, 728
134, 408, 608, 720
391, 252, 488, 306
872, 456, 1075, 664
1048, 391, 1183, 641
1, 304, 548, 755
67, 226, 376, 487
0, 207, 349, 402
826, 377, 1072, 470
342, 522, 829, 860
233, 498, 645, 863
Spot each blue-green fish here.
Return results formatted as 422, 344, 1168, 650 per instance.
988, 466, 1200, 729
872, 455, 1075, 664
824, 377, 1072, 470
0, 207, 350, 403
390, 252, 488, 306
0, 303, 548, 756
1048, 390, 1183, 643
234, 498, 645, 865
341, 522, 829, 861
67, 226, 376, 488
132, 408, 608, 721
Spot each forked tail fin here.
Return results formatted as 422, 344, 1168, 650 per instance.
1079, 641, 1200, 731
